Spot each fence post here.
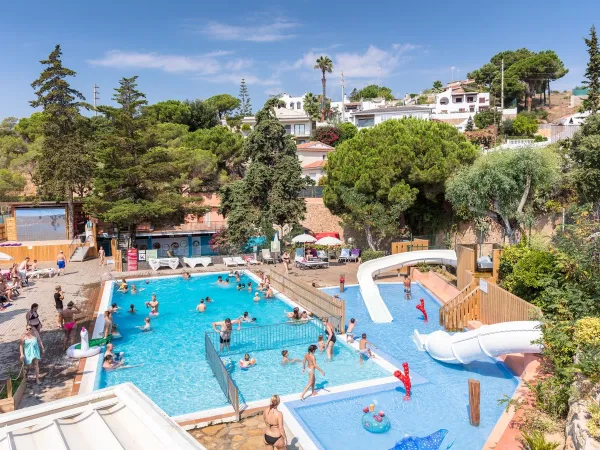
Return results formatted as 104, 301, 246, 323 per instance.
468, 379, 480, 426
7, 378, 12, 399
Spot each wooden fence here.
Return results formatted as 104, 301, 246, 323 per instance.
266, 268, 346, 333
391, 239, 429, 254
456, 245, 476, 290
4, 218, 16, 241
439, 281, 479, 330
0, 243, 73, 265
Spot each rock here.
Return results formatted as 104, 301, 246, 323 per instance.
232, 435, 245, 442
229, 422, 244, 429
240, 436, 265, 450
228, 428, 244, 436
242, 418, 260, 427
247, 429, 264, 437
201, 424, 225, 436
565, 379, 600, 450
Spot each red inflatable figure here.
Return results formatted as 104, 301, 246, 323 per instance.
393, 362, 411, 400
416, 298, 428, 322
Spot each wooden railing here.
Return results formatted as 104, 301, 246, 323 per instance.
456, 245, 476, 290
480, 281, 541, 323
440, 282, 480, 330
265, 268, 346, 333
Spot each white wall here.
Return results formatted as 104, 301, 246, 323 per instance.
435, 88, 489, 114
297, 150, 328, 166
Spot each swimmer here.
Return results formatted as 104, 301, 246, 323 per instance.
205, 296, 213, 303
239, 353, 256, 369
301, 311, 309, 320
108, 303, 120, 313
182, 272, 191, 280
145, 294, 159, 314
217, 276, 223, 283
196, 299, 206, 312
265, 285, 274, 299
117, 278, 128, 292
346, 318, 357, 343
136, 317, 151, 332
239, 311, 256, 323
103, 354, 123, 370
235, 272, 241, 282
359, 333, 378, 364
253, 292, 260, 302
213, 318, 241, 352
301, 345, 324, 400
228, 270, 234, 277
333, 294, 340, 300
131, 284, 138, 294
237, 283, 243, 291
281, 350, 300, 365
225, 278, 230, 284
247, 281, 253, 292
317, 335, 325, 352
128, 304, 137, 314
404, 276, 412, 300
287, 307, 301, 320
105, 343, 124, 362
145, 280, 149, 285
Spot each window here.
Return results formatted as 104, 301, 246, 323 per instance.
357, 117, 375, 128
294, 124, 306, 135
297, 102, 301, 109
440, 97, 449, 105
297, 140, 306, 144
469, 105, 475, 112
290, 102, 294, 109
454, 97, 463, 103
459, 108, 466, 112
479, 97, 486, 103
467, 96, 474, 103
284, 125, 291, 135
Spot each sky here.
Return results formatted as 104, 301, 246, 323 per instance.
1, 0, 599, 118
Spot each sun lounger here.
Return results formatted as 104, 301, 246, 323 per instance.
243, 256, 260, 265
148, 258, 180, 271
349, 249, 361, 262
294, 255, 327, 270
26, 268, 57, 279
317, 250, 328, 261
223, 257, 240, 267
261, 249, 275, 264
183, 257, 212, 268
233, 256, 248, 265
338, 248, 351, 263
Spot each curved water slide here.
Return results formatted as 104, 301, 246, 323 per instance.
413, 321, 543, 364
357, 250, 457, 323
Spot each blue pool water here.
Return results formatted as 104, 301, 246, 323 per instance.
96, 273, 387, 416
308, 283, 519, 450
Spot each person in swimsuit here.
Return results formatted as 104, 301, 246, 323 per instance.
205, 296, 213, 303
301, 344, 325, 400
281, 350, 300, 365
346, 318, 357, 343
212, 318, 241, 352
286, 307, 301, 321
136, 317, 151, 332
253, 292, 261, 302
196, 299, 206, 312
239, 353, 256, 368
281, 251, 291, 274
182, 271, 191, 280
118, 278, 128, 293
247, 281, 252, 292
239, 311, 256, 323
131, 284, 138, 294
20, 325, 43, 384
59, 301, 80, 349
145, 294, 159, 314
98, 246, 105, 266
26, 303, 43, 342
102, 354, 123, 370
265, 285, 274, 298
359, 333, 378, 364
105, 343, 124, 362
217, 276, 223, 283
128, 304, 137, 314
322, 318, 336, 361
103, 310, 114, 339
108, 303, 120, 313
10, 264, 23, 289
404, 276, 412, 300
263, 395, 287, 449
56, 250, 66, 275
54, 286, 65, 325
317, 335, 325, 352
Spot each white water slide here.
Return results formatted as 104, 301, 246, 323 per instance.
414, 321, 543, 364
357, 250, 457, 323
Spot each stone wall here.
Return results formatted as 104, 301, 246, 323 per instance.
565, 379, 600, 449
301, 198, 345, 239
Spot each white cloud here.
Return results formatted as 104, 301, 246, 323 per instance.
206, 73, 280, 87
225, 58, 254, 71
200, 18, 299, 42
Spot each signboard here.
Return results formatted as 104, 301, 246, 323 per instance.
117, 233, 130, 250
127, 248, 138, 272
138, 250, 146, 261
146, 249, 158, 260
479, 279, 488, 293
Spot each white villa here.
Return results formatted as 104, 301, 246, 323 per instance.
350, 105, 433, 129
434, 80, 490, 115
296, 141, 335, 183
242, 107, 312, 144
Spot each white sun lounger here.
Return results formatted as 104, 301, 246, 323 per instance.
27, 268, 57, 279
294, 255, 327, 270
223, 257, 240, 267
183, 257, 212, 268
261, 249, 275, 264
148, 258, 180, 271
243, 256, 260, 265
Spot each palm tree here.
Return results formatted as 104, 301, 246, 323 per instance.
314, 56, 333, 118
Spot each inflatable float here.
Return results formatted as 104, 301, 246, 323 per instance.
66, 327, 103, 359
389, 429, 453, 450
362, 405, 390, 433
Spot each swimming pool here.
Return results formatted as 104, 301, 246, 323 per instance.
310, 283, 519, 449
94, 273, 388, 416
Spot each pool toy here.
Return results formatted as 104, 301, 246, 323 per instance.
393, 362, 411, 399
149, 312, 159, 317
389, 429, 452, 450
73, 336, 111, 350
222, 358, 234, 372
112, 331, 122, 339
413, 321, 543, 365
361, 407, 390, 434
416, 299, 428, 322
66, 327, 102, 359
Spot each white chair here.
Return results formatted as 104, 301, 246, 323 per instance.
27, 268, 57, 279
338, 248, 351, 263
148, 258, 180, 271
233, 256, 247, 265
183, 257, 212, 268
261, 249, 275, 264
223, 257, 238, 267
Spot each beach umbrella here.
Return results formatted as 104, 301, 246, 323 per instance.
0, 252, 13, 261
271, 233, 280, 253
291, 234, 317, 243
315, 236, 343, 246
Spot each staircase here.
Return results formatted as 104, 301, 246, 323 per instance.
70, 246, 90, 262
439, 282, 481, 330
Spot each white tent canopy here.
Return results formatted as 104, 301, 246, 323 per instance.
291, 234, 317, 243
315, 236, 343, 246
0, 252, 13, 261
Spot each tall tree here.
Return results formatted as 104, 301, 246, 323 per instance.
303, 93, 321, 123
86, 77, 203, 245
323, 119, 478, 249
205, 94, 241, 120
432, 80, 444, 93
582, 25, 600, 114
237, 79, 252, 116
568, 114, 600, 202
30, 45, 92, 239
314, 56, 333, 116
349, 85, 394, 101
184, 99, 219, 131
219, 98, 310, 248
465, 116, 474, 131
145, 100, 191, 125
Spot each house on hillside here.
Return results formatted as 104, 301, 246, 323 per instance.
242, 108, 312, 144
296, 141, 335, 183
350, 105, 432, 129
435, 84, 489, 114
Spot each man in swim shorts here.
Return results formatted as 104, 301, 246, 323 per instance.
404, 276, 412, 300
56, 250, 66, 275
359, 333, 378, 364
196, 299, 206, 312
58, 301, 80, 349
212, 318, 241, 351
145, 294, 159, 314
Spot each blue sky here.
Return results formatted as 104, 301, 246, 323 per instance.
1, 0, 599, 118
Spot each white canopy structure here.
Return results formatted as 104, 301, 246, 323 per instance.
315, 236, 343, 246
291, 234, 317, 244
0, 252, 13, 261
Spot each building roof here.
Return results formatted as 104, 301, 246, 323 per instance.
274, 108, 310, 121
303, 160, 327, 169
352, 106, 432, 116
296, 141, 335, 152
0, 383, 205, 450
433, 118, 468, 125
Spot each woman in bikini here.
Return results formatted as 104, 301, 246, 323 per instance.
281, 251, 290, 274
59, 301, 80, 349
322, 317, 336, 360
263, 394, 286, 449
26, 303, 43, 342
301, 344, 325, 400
103, 310, 114, 339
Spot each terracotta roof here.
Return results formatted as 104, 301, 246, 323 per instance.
433, 118, 467, 125
296, 141, 335, 151
303, 160, 327, 169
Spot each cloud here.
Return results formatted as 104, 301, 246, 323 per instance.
205, 73, 280, 87
310, 44, 343, 53
198, 18, 299, 42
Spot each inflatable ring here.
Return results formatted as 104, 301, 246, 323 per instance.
362, 412, 391, 434
149, 312, 160, 317
66, 344, 101, 359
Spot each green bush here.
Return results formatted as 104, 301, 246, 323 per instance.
574, 317, 600, 346
513, 113, 539, 136
361, 250, 384, 262
534, 135, 548, 142
574, 345, 600, 382
520, 430, 560, 450
588, 401, 600, 438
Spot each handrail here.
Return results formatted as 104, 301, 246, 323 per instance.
440, 283, 475, 322
440, 283, 480, 330
205, 333, 240, 420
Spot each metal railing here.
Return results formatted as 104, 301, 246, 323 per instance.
206, 318, 326, 358
299, 186, 324, 198
205, 333, 240, 420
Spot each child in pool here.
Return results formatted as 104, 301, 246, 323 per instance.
217, 276, 223, 283
359, 333, 377, 364
131, 284, 138, 294
239, 353, 256, 368
346, 318, 357, 343
128, 304, 137, 314
253, 292, 260, 302
317, 335, 325, 352
237, 283, 243, 291
205, 296, 213, 303
136, 317, 151, 332
247, 281, 253, 292
281, 350, 300, 365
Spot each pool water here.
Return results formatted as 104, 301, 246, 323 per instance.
96, 273, 387, 416
316, 283, 519, 449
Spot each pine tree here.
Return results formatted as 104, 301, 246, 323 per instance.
465, 116, 475, 131
30, 45, 92, 239
237, 79, 252, 116
582, 25, 600, 114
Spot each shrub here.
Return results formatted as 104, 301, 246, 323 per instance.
241, 123, 251, 132
338, 122, 358, 143
500, 119, 514, 136
520, 430, 560, 450
474, 109, 502, 129
574, 345, 600, 382
311, 125, 341, 146
513, 113, 539, 136
361, 250, 385, 262
527, 375, 573, 419
534, 135, 548, 142
588, 401, 600, 438
574, 317, 600, 346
